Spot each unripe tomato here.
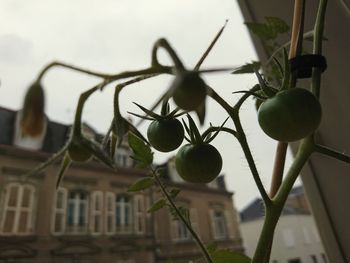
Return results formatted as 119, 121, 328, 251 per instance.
258, 88, 322, 142
171, 71, 207, 111
68, 142, 92, 162
147, 118, 184, 152
175, 143, 222, 183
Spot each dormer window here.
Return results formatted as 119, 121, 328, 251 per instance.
114, 147, 132, 168
13, 110, 47, 150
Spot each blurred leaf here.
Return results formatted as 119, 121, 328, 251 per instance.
211, 249, 251, 263
128, 132, 153, 167
147, 199, 166, 213
245, 22, 276, 40
195, 101, 206, 125
232, 62, 261, 74
169, 188, 181, 199
265, 16, 290, 34
206, 242, 218, 254
128, 177, 154, 192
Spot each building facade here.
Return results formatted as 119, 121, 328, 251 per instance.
240, 187, 327, 263
0, 107, 243, 263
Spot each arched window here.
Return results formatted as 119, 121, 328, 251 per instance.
0, 183, 35, 235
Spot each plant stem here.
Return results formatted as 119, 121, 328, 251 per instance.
151, 168, 214, 263
253, 138, 314, 262
208, 87, 271, 205
311, 0, 328, 98
314, 144, 350, 163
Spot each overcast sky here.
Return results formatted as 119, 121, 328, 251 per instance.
0, 0, 297, 210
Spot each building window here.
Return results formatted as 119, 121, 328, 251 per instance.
52, 189, 89, 234
52, 188, 67, 234
170, 203, 194, 241
171, 217, 191, 241
210, 207, 228, 240
66, 191, 89, 233
282, 228, 296, 248
310, 255, 318, 263
116, 195, 132, 233
133, 195, 145, 234
115, 147, 132, 167
105, 192, 116, 234
90, 191, 103, 235
0, 183, 35, 235
288, 259, 301, 263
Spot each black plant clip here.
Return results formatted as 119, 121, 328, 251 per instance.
289, 54, 327, 79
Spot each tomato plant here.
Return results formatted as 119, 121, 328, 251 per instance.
24, 3, 345, 262
258, 88, 322, 142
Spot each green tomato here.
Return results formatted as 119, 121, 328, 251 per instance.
147, 118, 184, 152
171, 71, 207, 111
68, 142, 92, 162
175, 143, 222, 183
258, 88, 322, 142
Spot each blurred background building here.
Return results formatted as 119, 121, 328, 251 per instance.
240, 186, 326, 263
0, 107, 243, 263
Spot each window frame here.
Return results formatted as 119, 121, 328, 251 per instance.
0, 182, 36, 235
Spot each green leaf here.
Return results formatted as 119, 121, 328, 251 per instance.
169, 188, 181, 199
128, 132, 153, 167
245, 22, 276, 40
127, 177, 154, 192
147, 199, 166, 213
265, 16, 290, 34
232, 61, 261, 74
211, 249, 251, 263
206, 242, 218, 254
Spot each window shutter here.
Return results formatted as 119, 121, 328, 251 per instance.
105, 192, 115, 234
1, 183, 19, 234
224, 210, 234, 239
133, 194, 145, 234
52, 188, 67, 234
90, 191, 103, 235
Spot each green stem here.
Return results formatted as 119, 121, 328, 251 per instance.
208, 87, 271, 205
315, 144, 350, 164
72, 85, 100, 137
151, 168, 214, 263
201, 126, 237, 139
37, 61, 112, 81
311, 0, 328, 98
253, 138, 314, 262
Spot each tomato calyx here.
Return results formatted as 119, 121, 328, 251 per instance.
175, 114, 226, 184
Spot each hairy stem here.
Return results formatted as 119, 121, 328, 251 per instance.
152, 168, 213, 263
253, 138, 314, 262
208, 87, 271, 205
